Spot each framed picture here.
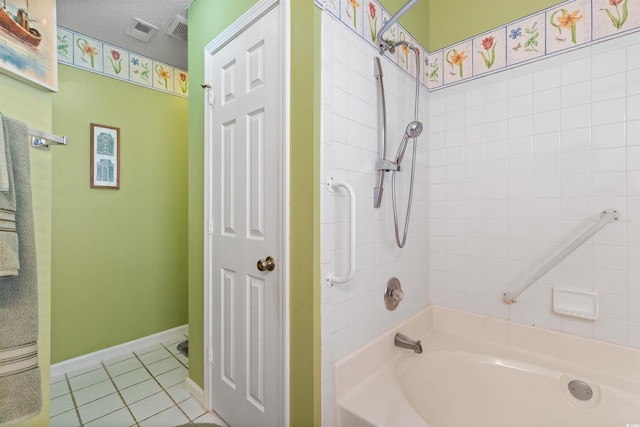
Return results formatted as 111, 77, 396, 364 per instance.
90, 123, 120, 189
0, 0, 57, 90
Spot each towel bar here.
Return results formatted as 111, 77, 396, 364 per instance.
29, 128, 68, 149
503, 209, 620, 304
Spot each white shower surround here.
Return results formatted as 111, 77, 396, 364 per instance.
320, 8, 640, 427
427, 31, 640, 348
320, 14, 430, 425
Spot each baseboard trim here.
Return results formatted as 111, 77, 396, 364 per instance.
185, 376, 205, 408
51, 325, 188, 378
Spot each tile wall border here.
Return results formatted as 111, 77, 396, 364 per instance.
315, 0, 640, 91
56, 26, 189, 98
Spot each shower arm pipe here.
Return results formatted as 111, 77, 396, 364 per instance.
377, 0, 419, 55
326, 178, 356, 286
502, 209, 620, 304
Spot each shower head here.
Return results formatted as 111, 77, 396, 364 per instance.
377, 0, 420, 54
405, 120, 423, 138
395, 121, 423, 166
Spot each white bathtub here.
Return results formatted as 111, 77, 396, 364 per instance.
333, 306, 640, 427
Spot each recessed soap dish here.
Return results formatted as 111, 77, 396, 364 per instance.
553, 288, 599, 320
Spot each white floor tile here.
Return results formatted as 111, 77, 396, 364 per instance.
160, 336, 187, 349
66, 363, 103, 378
50, 393, 75, 417
105, 356, 143, 377
155, 366, 188, 389
163, 345, 182, 356
103, 352, 136, 366
120, 378, 163, 405
77, 393, 125, 424
51, 374, 66, 384
146, 356, 182, 376
138, 405, 190, 427
50, 409, 81, 427
50, 339, 193, 427
134, 344, 163, 356
178, 397, 207, 420
73, 379, 117, 406
194, 410, 228, 426
68, 368, 109, 391
128, 391, 174, 422
175, 353, 188, 365
137, 347, 173, 365
165, 383, 190, 404
50, 379, 70, 399
84, 407, 135, 427
112, 367, 152, 390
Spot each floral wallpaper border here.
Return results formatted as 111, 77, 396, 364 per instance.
56, 27, 189, 98
316, 0, 640, 91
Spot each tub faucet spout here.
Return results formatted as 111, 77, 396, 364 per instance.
394, 332, 422, 354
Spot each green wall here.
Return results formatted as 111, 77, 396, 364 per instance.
380, 0, 430, 49
50, 65, 188, 362
428, 0, 562, 50
0, 73, 52, 426
290, 4, 321, 425
379, 0, 562, 51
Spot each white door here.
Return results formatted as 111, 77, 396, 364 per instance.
204, 3, 282, 427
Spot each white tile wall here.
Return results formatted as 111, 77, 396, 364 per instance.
429, 31, 640, 350
321, 9, 640, 427
321, 15, 430, 426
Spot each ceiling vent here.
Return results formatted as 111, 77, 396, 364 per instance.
125, 18, 158, 42
166, 15, 188, 42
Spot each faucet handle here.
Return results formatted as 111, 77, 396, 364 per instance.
391, 288, 404, 302
384, 277, 403, 311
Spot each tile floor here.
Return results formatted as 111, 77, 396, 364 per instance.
50, 336, 227, 427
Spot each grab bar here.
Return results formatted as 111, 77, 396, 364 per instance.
326, 178, 356, 286
503, 209, 620, 304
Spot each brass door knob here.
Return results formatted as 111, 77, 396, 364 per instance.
257, 256, 276, 272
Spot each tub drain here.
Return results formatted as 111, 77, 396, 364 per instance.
568, 380, 592, 401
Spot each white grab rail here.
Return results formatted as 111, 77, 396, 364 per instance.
502, 209, 620, 304
326, 178, 356, 286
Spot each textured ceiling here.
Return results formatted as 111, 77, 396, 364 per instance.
56, 0, 193, 70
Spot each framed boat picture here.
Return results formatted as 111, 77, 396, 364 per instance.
0, 0, 57, 91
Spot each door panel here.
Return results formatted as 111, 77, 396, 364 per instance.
248, 108, 266, 239
246, 274, 265, 410
222, 120, 236, 236
205, 4, 281, 427
221, 268, 236, 388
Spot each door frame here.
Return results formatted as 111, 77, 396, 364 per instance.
203, 0, 290, 425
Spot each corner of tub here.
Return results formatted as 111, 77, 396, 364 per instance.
332, 306, 435, 426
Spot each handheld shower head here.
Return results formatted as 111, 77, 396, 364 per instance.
405, 120, 423, 138
395, 121, 423, 165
